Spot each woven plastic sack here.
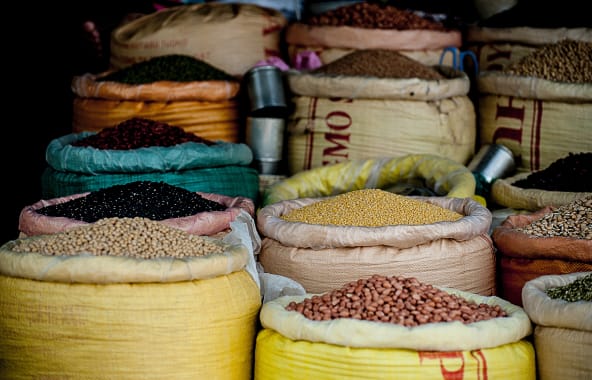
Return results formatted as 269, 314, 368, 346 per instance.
477, 71, 592, 172
492, 208, 592, 306
72, 98, 241, 143
41, 165, 260, 201
46, 132, 253, 174
262, 155, 476, 207
257, 196, 496, 295
19, 191, 255, 237
521, 272, 592, 380
110, 3, 287, 77
254, 290, 534, 379
491, 172, 592, 211
0, 225, 261, 379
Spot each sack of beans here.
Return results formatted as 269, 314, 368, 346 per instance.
465, 2, 591, 71
285, 50, 476, 173
257, 189, 496, 296
491, 152, 592, 211
19, 181, 255, 238
255, 274, 535, 379
110, 3, 287, 77
285, 2, 462, 67
476, 39, 592, 173
41, 119, 260, 201
521, 272, 591, 380
492, 196, 592, 306
262, 154, 477, 207
0, 217, 261, 379
72, 55, 242, 142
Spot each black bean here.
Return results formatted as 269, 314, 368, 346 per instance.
36, 181, 227, 222
512, 152, 592, 192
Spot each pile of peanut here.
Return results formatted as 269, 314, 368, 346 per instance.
286, 274, 507, 326
11, 217, 229, 259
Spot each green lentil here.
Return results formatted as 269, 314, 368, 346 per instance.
11, 217, 229, 259
546, 274, 592, 302
98, 54, 237, 84
280, 189, 463, 227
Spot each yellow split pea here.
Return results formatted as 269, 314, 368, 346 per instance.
280, 189, 463, 227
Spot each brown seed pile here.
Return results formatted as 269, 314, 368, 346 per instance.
516, 196, 592, 239
286, 274, 507, 326
306, 2, 446, 31
504, 39, 592, 84
11, 217, 230, 259
280, 189, 462, 227
312, 49, 445, 80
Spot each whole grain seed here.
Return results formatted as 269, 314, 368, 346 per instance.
504, 39, 592, 84
512, 152, 592, 192
286, 274, 507, 325
98, 54, 237, 84
312, 49, 445, 80
71, 118, 215, 149
280, 189, 462, 226
516, 196, 592, 239
546, 273, 592, 302
305, 2, 447, 31
36, 181, 226, 223
11, 217, 229, 259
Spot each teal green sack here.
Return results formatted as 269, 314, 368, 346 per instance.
46, 132, 253, 174
41, 165, 260, 202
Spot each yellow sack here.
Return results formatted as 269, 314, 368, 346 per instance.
262, 155, 476, 207
255, 290, 535, 379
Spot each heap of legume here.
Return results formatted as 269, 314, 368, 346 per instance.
286, 274, 507, 326
11, 217, 229, 259
36, 181, 226, 223
97, 54, 237, 84
546, 273, 592, 302
312, 49, 445, 80
516, 195, 592, 239
512, 152, 592, 192
305, 2, 446, 31
280, 189, 462, 227
503, 39, 592, 84
70, 118, 215, 149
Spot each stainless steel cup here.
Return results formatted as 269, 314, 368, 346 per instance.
246, 117, 285, 175
468, 144, 516, 184
245, 65, 287, 117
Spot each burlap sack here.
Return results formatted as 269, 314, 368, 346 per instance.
465, 26, 592, 71
491, 172, 592, 211
285, 67, 475, 173
492, 209, 592, 306
257, 196, 496, 295
521, 272, 592, 380
477, 71, 592, 172
110, 3, 287, 77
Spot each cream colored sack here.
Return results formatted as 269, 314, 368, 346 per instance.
257, 196, 496, 295
477, 71, 592, 172
491, 172, 592, 211
521, 272, 592, 380
465, 26, 592, 70
110, 3, 287, 77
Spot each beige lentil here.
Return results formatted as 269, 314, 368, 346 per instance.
516, 196, 592, 239
504, 39, 592, 84
286, 274, 507, 326
11, 217, 229, 259
280, 189, 463, 227
313, 49, 445, 80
